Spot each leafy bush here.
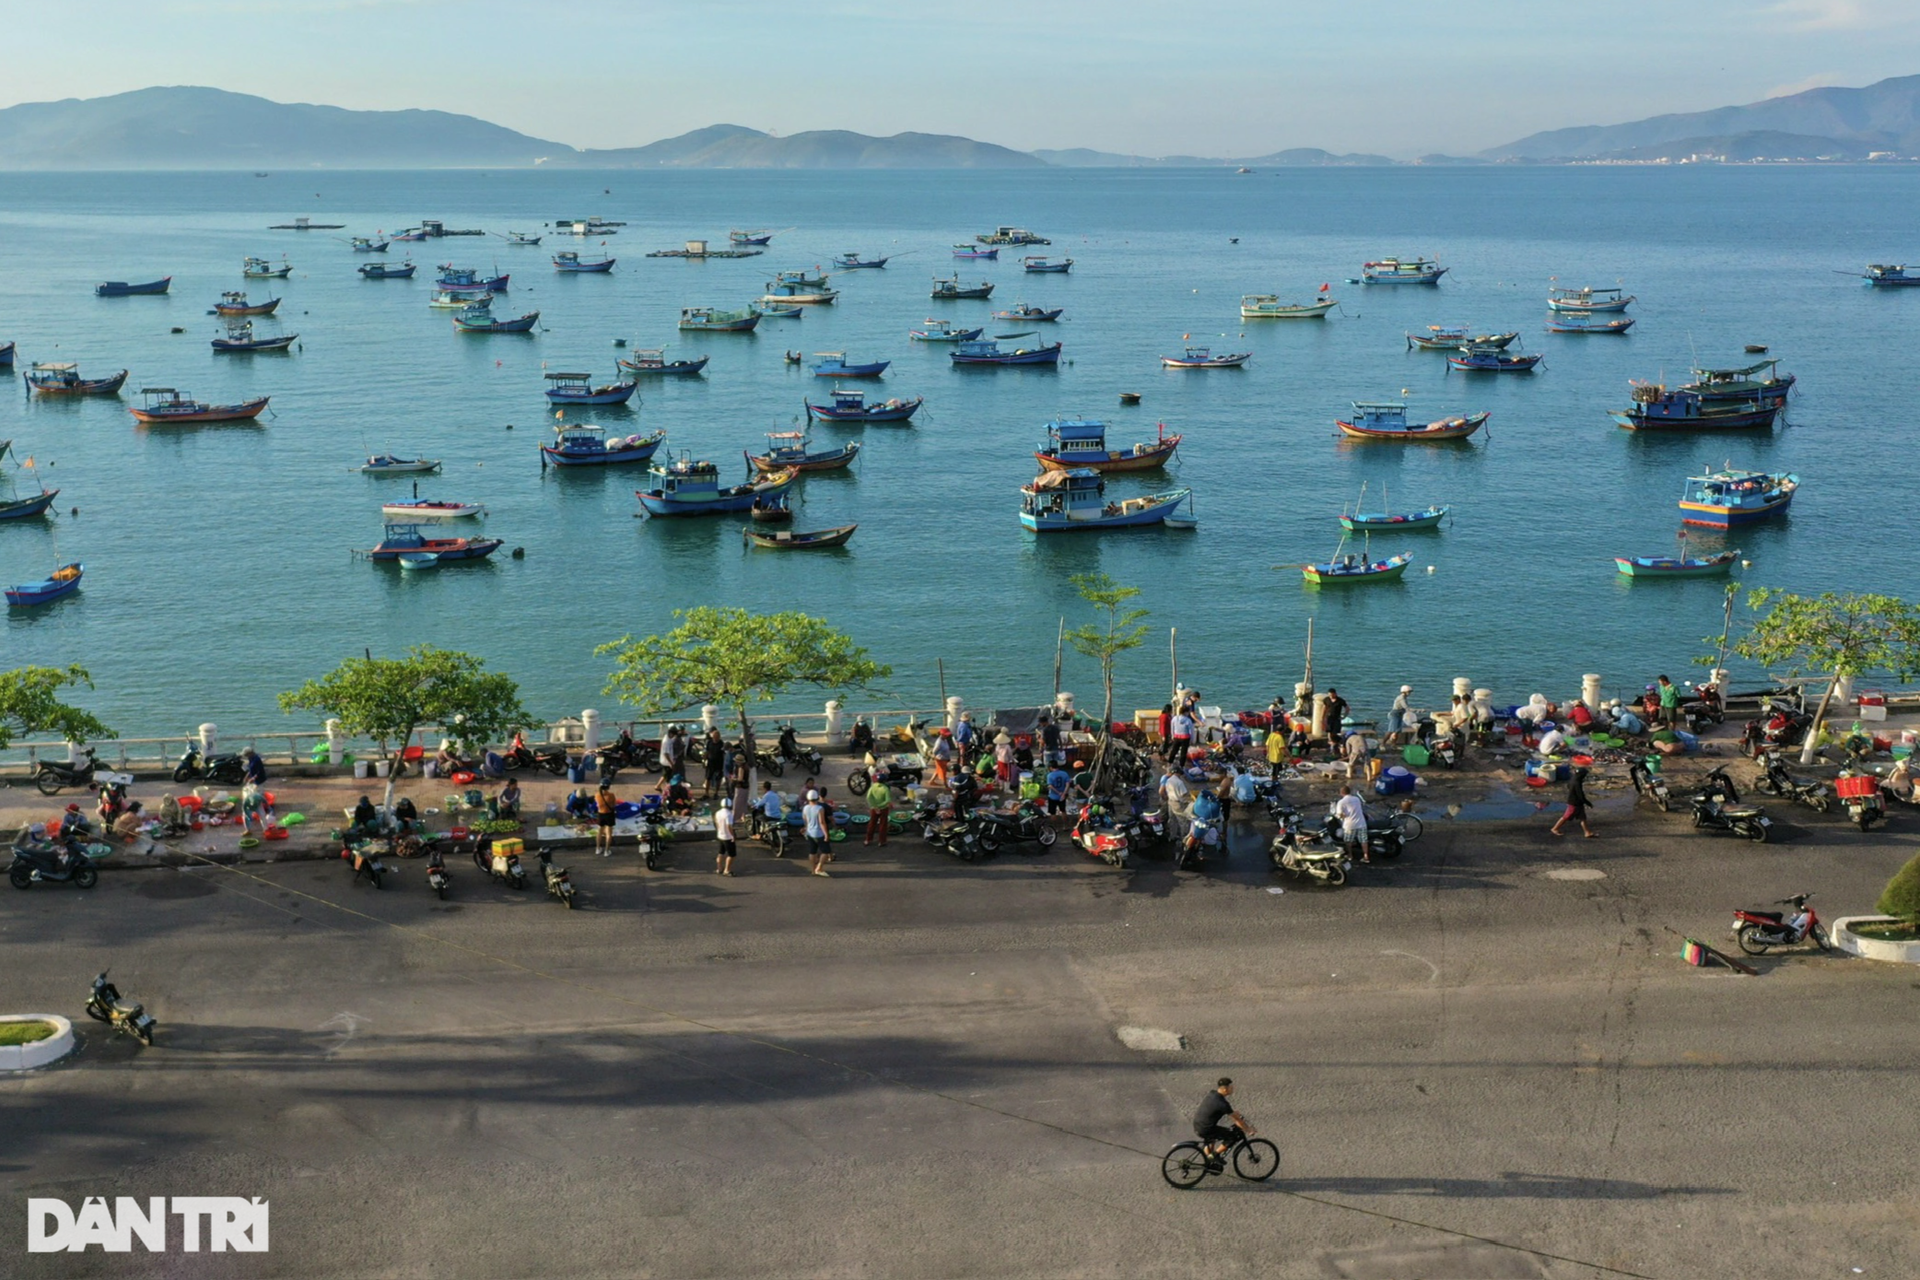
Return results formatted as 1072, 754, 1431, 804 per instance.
1875, 850, 1920, 922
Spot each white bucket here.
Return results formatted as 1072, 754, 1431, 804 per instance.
352, 760, 369, 780
373, 760, 389, 778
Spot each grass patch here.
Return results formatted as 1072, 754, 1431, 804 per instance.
1849, 919, 1920, 943
0, 1020, 57, 1046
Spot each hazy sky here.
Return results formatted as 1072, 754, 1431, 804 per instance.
3, 0, 1918, 156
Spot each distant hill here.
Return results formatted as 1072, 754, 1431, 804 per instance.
576, 125, 1044, 169
1489, 73, 1920, 160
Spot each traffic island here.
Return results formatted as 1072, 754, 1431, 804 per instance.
1831, 917, 1920, 965
0, 1014, 75, 1071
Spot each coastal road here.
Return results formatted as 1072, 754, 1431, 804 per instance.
2, 808, 1916, 1279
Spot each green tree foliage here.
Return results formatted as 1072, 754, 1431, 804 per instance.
597, 607, 890, 729
1064, 573, 1150, 736
1876, 850, 1920, 923
0, 665, 113, 748
1731, 590, 1920, 761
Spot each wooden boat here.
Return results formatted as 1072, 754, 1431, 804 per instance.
832, 253, 888, 269
27, 362, 128, 395
1020, 468, 1193, 532
540, 424, 666, 467
1336, 401, 1488, 442
729, 230, 775, 246
214, 291, 280, 316
552, 251, 616, 272
1407, 326, 1518, 351
753, 303, 804, 319
952, 245, 999, 260
1360, 257, 1445, 285
95, 277, 172, 297
1445, 346, 1541, 372
1547, 285, 1633, 313
760, 280, 837, 306
977, 227, 1049, 246
1023, 256, 1073, 273
1615, 548, 1740, 578
391, 228, 428, 242
1161, 346, 1250, 369
1241, 293, 1336, 319
993, 304, 1063, 323
1340, 505, 1449, 532
504, 232, 543, 246
382, 495, 485, 519
397, 552, 441, 571
774, 269, 831, 289
951, 335, 1061, 366
1612, 385, 1779, 432
805, 389, 923, 423
617, 348, 709, 376
436, 266, 509, 292
1034, 419, 1180, 473
909, 319, 982, 342
363, 522, 502, 562
543, 371, 639, 406
1745, 344, 1769, 354
1861, 263, 1920, 286
0, 340, 12, 366
749, 493, 794, 523
242, 257, 293, 278
350, 237, 389, 253
359, 261, 417, 279
1303, 550, 1413, 585
6, 562, 83, 607
636, 455, 797, 517
810, 352, 889, 378
648, 239, 761, 259
931, 275, 994, 300
212, 325, 298, 353
680, 306, 760, 332
129, 388, 271, 424
430, 289, 490, 308
745, 524, 858, 550
1678, 470, 1797, 528
0, 441, 57, 521
360, 453, 441, 474
1683, 358, 1794, 407
746, 430, 861, 474
1546, 314, 1634, 334
452, 304, 540, 333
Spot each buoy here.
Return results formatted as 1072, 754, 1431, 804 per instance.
510, 546, 526, 559
504, 423, 513, 430
70, 507, 79, 515
170, 326, 184, 334
1426, 566, 1435, 574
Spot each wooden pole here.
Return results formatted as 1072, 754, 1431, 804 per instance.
1714, 585, 1736, 684
1303, 618, 1314, 690
937, 658, 948, 708
1053, 617, 1064, 697
1169, 626, 1179, 704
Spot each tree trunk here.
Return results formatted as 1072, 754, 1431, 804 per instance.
381, 736, 399, 822
1799, 670, 1841, 765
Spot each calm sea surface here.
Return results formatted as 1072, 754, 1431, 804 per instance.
1, 166, 1914, 735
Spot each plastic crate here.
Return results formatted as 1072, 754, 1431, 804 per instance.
1835, 774, 1878, 800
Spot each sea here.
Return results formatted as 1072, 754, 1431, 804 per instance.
1, 165, 1914, 737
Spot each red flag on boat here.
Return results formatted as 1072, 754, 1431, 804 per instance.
1319, 283, 1330, 292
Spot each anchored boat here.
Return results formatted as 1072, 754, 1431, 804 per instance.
1360, 257, 1446, 285
1612, 385, 1779, 432
360, 453, 441, 474
1303, 549, 1413, 585
540, 424, 665, 467
452, 303, 540, 333
951, 335, 1061, 366
805, 389, 923, 423
1336, 401, 1488, 442
552, 251, 615, 273
95, 277, 171, 297
1242, 293, 1336, 319
1546, 314, 1634, 334
362, 522, 502, 562
1020, 468, 1192, 532
810, 352, 889, 378
931, 275, 994, 300
1033, 419, 1180, 473
993, 304, 1063, 323
0, 441, 58, 521
6, 562, 83, 607
1677, 469, 1798, 528
1022, 256, 1073, 273
1615, 548, 1741, 578
1445, 345, 1540, 372
952, 244, 999, 260
680, 306, 760, 332
1407, 326, 1517, 351
908, 319, 983, 342
242, 257, 293, 278
436, 265, 509, 292
745, 429, 861, 474
26, 362, 128, 395
1340, 505, 1448, 532
744, 524, 858, 550
761, 276, 837, 305
618, 348, 709, 376
543, 371, 638, 406
359, 261, 417, 279
977, 227, 1050, 246
832, 253, 888, 269
214, 291, 279, 317
350, 237, 389, 253
729, 230, 775, 246
1861, 263, 1920, 286
1547, 285, 1633, 313
636, 454, 797, 517
1161, 346, 1249, 369
1682, 358, 1794, 408
129, 388, 270, 424
212, 323, 297, 353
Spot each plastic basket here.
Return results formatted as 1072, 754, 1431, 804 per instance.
1835, 774, 1878, 799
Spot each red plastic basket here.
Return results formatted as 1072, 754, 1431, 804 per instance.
1835, 774, 1878, 799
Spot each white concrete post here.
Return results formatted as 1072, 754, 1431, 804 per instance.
1582, 674, 1604, 710
199, 722, 218, 753
700, 704, 720, 732
325, 718, 345, 765
581, 709, 601, 754
1451, 676, 1473, 700
945, 696, 965, 731
824, 700, 843, 742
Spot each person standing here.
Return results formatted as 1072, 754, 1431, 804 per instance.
930, 728, 955, 787
1040, 715, 1064, 769
1157, 703, 1174, 760
952, 711, 976, 766
993, 733, 1015, 787
1045, 761, 1072, 816
662, 726, 686, 781
1386, 685, 1413, 747
802, 790, 831, 877
713, 797, 738, 875
1550, 767, 1596, 838
702, 727, 724, 800
1323, 688, 1350, 745
242, 745, 268, 786
594, 779, 618, 856
1334, 783, 1368, 864
1160, 767, 1193, 842
1265, 720, 1289, 772
1168, 705, 1195, 765
864, 778, 893, 847
730, 753, 752, 825
1657, 675, 1681, 728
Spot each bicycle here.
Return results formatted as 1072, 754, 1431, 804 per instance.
1161, 1126, 1280, 1189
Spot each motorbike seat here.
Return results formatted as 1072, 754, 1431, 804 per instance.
110, 999, 141, 1016
1743, 909, 1785, 922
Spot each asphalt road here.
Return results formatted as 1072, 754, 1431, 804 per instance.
3, 801, 1917, 1279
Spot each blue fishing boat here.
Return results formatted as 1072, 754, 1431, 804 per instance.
730, 230, 775, 246
362, 523, 502, 562
951, 335, 1061, 365
391, 228, 428, 242
0, 340, 13, 366
1682, 358, 1794, 408
1547, 285, 1633, 313
1020, 468, 1193, 532
1360, 257, 1446, 285
6, 562, 83, 607
212, 323, 297, 353
745, 430, 861, 474
1303, 550, 1413, 586
1861, 263, 1920, 286
436, 265, 509, 292
753, 303, 804, 319
993, 304, 1063, 323
680, 306, 760, 332
544, 371, 638, 405
1545, 314, 1634, 334
504, 231, 542, 246
636, 454, 797, 517
1340, 505, 1449, 532
28, 362, 129, 396
1033, 419, 1180, 473
430, 289, 489, 309
931, 275, 994, 300
810, 352, 889, 378
1445, 346, 1541, 372
1678, 469, 1798, 528
908, 319, 982, 342
552, 251, 616, 272
0, 441, 58, 520
953, 245, 999, 260
359, 261, 417, 279
95, 277, 172, 297
832, 253, 888, 269
540, 424, 665, 467
1614, 548, 1740, 579
805, 389, 923, 423
452, 304, 540, 333
617, 348, 709, 376
1612, 385, 1779, 432
350, 237, 389, 253
1407, 326, 1518, 351
242, 257, 293, 278
1161, 346, 1250, 369
1022, 256, 1073, 273
1336, 401, 1487, 442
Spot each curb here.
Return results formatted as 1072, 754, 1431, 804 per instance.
1831, 916, 1920, 965
0, 1015, 75, 1071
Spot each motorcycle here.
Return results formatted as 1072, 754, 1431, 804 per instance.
1753, 751, 1833, 813
846, 755, 926, 795
33, 747, 132, 797
1743, 702, 1813, 759
426, 845, 451, 899
472, 836, 527, 889
1177, 811, 1221, 870
754, 747, 786, 778
1835, 769, 1885, 831
1069, 803, 1130, 867
503, 735, 569, 776
537, 847, 577, 909
777, 724, 824, 775
1732, 892, 1827, 956
599, 731, 662, 775
1628, 759, 1673, 811
749, 809, 791, 857
969, 801, 1058, 853
344, 839, 390, 888
172, 744, 247, 785
925, 817, 993, 862
1690, 792, 1772, 842
1113, 803, 1168, 856
9, 840, 100, 890
1268, 819, 1351, 887
1686, 765, 1743, 806
636, 812, 666, 870
85, 972, 155, 1046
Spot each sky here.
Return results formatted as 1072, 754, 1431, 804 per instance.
1, 0, 1917, 157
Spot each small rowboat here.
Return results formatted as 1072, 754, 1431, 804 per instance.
952, 245, 999, 259
382, 499, 485, 519
214, 292, 280, 316
543, 371, 638, 405
552, 251, 616, 272
397, 552, 441, 571
350, 237, 389, 253
452, 305, 540, 333
618, 349, 709, 376
810, 352, 889, 378
993, 304, 1063, 323
0, 341, 12, 366
745, 524, 858, 550
0, 489, 57, 520
909, 320, 982, 342
359, 261, 417, 279
1337, 402, 1488, 442
1614, 548, 1740, 579
1407, 327, 1518, 351
931, 276, 994, 300
750, 494, 794, 523
1303, 551, 1413, 585
361, 453, 441, 474
27, 362, 128, 396
1547, 315, 1634, 334
753, 303, 804, 319
1445, 347, 1541, 372
243, 257, 293, 278
212, 327, 298, 353
129, 388, 271, 424
832, 254, 888, 269
746, 430, 862, 474
6, 562, 83, 607
95, 277, 172, 297
805, 390, 923, 422
1161, 346, 1249, 369
1241, 293, 1336, 319
1341, 505, 1449, 532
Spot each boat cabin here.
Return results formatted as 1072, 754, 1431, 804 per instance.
1041, 419, 1112, 462
29, 362, 82, 389
648, 454, 723, 498
761, 431, 811, 464
139, 387, 193, 411
1021, 468, 1107, 521
1349, 402, 1413, 431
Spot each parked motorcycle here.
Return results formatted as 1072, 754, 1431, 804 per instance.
754, 747, 786, 778
777, 724, 824, 775
426, 845, 451, 899
503, 735, 569, 776
1690, 792, 1772, 842
925, 817, 993, 862
472, 836, 527, 889
1732, 892, 1826, 955
172, 744, 247, 785
749, 809, 791, 857
9, 840, 99, 890
537, 847, 577, 909
32, 747, 131, 797
636, 812, 666, 870
344, 839, 390, 888
969, 801, 1058, 853
1114, 804, 1168, 855
1268, 820, 1351, 887
1628, 759, 1673, 811
847, 755, 926, 795
1753, 751, 1833, 813
1743, 702, 1812, 759
1177, 811, 1221, 869
85, 971, 155, 1046
1687, 765, 1743, 806
1835, 769, 1885, 831
599, 730, 662, 775
1069, 804, 1130, 867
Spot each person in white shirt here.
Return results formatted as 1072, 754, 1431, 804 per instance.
713, 797, 737, 876
1537, 725, 1568, 757
1334, 784, 1369, 863
1160, 770, 1193, 840
802, 791, 831, 877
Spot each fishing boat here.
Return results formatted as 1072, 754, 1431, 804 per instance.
1614, 547, 1740, 578
680, 306, 760, 332
429, 289, 489, 308
953, 245, 1000, 260
1023, 256, 1073, 273
1407, 326, 1518, 351
382, 490, 486, 519
360, 453, 441, 474
242, 257, 293, 278
212, 324, 297, 353
214, 291, 280, 317
269, 217, 343, 230
95, 277, 172, 297
805, 389, 924, 423
760, 279, 837, 306
730, 230, 775, 246
744, 524, 858, 550
1861, 263, 1920, 286
1340, 501, 1449, 532
390, 228, 427, 242
543, 371, 638, 406
128, 388, 271, 424
931, 275, 994, 300
1682, 358, 1794, 407
1303, 549, 1414, 586
810, 352, 889, 378
540, 424, 666, 467
1360, 257, 1446, 285
1161, 346, 1250, 369
452, 303, 539, 333
350, 237, 389, 253
1019, 468, 1193, 532
0, 441, 57, 520
504, 232, 543, 246
636, 455, 797, 517
436, 265, 509, 292
832, 253, 888, 269
617, 348, 709, 376
1033, 419, 1180, 473
993, 304, 1063, 323
359, 261, 417, 279
0, 341, 12, 366
745, 430, 862, 474
6, 563, 83, 607
908, 319, 982, 342
977, 227, 1049, 246
1546, 314, 1634, 334
1547, 285, 1633, 313
1241, 293, 1336, 319
774, 269, 831, 289
1677, 469, 1798, 528
1335, 401, 1488, 442
397, 552, 441, 571
552, 251, 616, 272
362, 522, 503, 562
1611, 385, 1779, 432
27, 362, 128, 396
951, 335, 1062, 366
753, 303, 803, 320
1445, 346, 1541, 372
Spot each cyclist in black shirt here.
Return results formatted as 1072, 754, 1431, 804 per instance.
1192, 1077, 1245, 1168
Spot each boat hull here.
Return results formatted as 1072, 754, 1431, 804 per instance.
1614, 404, 1780, 432
453, 311, 540, 333
382, 502, 484, 519
806, 397, 923, 422
909, 327, 982, 342
931, 287, 994, 300
545, 383, 638, 406
746, 443, 861, 473
359, 265, 417, 279
212, 335, 297, 352
366, 539, 502, 562
1548, 296, 1633, 313
993, 309, 1063, 323
638, 474, 796, 517
745, 524, 858, 549
1446, 353, 1540, 372
1243, 301, 1336, 319
811, 362, 889, 378
618, 356, 709, 376
1336, 411, 1487, 442
680, 317, 760, 332
1019, 491, 1191, 532
1679, 494, 1793, 528
541, 440, 664, 467
28, 370, 129, 396
1614, 552, 1738, 578
215, 299, 280, 317
0, 341, 12, 366
0, 490, 58, 520
951, 345, 1061, 366
553, 259, 616, 272
1547, 318, 1634, 334
361, 458, 440, 474
130, 396, 270, 424
1034, 436, 1180, 473
95, 278, 172, 297
1303, 555, 1413, 585
1361, 270, 1445, 285
1341, 508, 1447, 532
6, 564, 83, 606
1162, 354, 1250, 368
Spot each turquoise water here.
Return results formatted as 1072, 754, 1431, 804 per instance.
1, 166, 1914, 734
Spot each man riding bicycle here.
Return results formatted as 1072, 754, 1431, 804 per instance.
1193, 1077, 1246, 1169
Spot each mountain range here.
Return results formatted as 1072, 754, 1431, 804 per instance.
0, 80, 1915, 170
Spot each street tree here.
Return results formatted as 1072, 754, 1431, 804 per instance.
1065, 572, 1150, 751
1729, 590, 1920, 763
0, 664, 113, 749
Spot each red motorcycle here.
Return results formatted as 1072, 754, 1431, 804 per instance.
1070, 803, 1130, 867
1733, 893, 1827, 956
